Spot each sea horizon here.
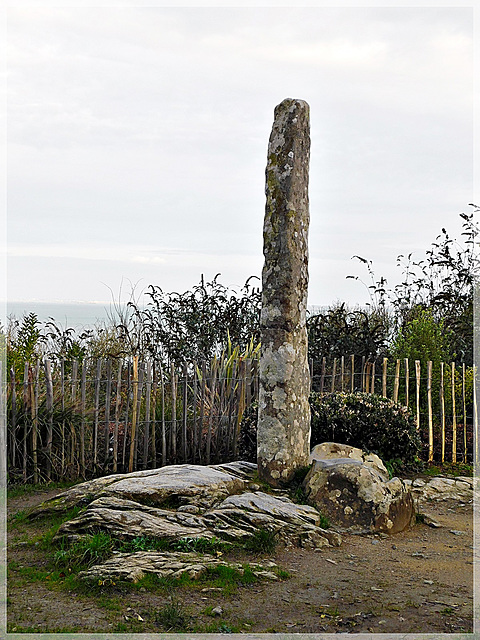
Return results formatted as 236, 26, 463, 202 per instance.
6, 300, 123, 329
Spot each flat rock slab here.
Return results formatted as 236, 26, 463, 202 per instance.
27, 461, 257, 518
54, 490, 341, 550
54, 496, 212, 543
78, 550, 280, 583
404, 476, 473, 503
205, 492, 341, 549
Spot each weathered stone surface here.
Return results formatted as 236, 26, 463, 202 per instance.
257, 98, 311, 488
54, 489, 341, 550
205, 491, 341, 549
309, 442, 389, 481
404, 475, 473, 503
304, 457, 414, 534
78, 550, 279, 583
54, 496, 212, 543
27, 462, 255, 518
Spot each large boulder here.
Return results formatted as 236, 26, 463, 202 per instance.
304, 443, 414, 534
27, 461, 257, 518
309, 442, 389, 480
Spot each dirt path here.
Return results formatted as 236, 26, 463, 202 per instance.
7, 482, 473, 634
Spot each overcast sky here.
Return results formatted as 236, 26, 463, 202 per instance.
5, 4, 474, 309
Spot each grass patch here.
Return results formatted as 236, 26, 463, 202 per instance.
54, 532, 114, 570
423, 462, 473, 477
7, 481, 74, 500
154, 596, 190, 632
243, 529, 278, 554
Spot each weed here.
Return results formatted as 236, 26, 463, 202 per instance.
415, 512, 425, 524
319, 513, 330, 529
154, 597, 190, 631
243, 529, 278, 554
171, 536, 230, 554
274, 567, 291, 579
54, 532, 113, 570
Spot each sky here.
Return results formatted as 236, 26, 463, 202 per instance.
5, 4, 475, 311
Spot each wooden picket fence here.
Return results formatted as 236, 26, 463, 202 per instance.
5, 354, 477, 484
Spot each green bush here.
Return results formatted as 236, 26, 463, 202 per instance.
310, 391, 421, 464
239, 392, 421, 467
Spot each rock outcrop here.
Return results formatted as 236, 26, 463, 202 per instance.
27, 461, 341, 558
78, 551, 280, 584
304, 443, 415, 534
28, 461, 257, 518
404, 475, 474, 503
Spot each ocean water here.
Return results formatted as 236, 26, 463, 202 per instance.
6, 301, 118, 330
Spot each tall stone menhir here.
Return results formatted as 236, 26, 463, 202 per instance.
257, 98, 311, 487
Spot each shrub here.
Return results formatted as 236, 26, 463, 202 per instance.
238, 392, 421, 466
310, 391, 421, 464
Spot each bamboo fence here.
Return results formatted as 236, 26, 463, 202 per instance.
6, 354, 477, 484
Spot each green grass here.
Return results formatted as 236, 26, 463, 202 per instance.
7, 480, 77, 500
243, 528, 278, 554
54, 531, 114, 569
423, 462, 473, 477
154, 597, 190, 631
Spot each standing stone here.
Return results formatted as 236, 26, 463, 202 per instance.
257, 98, 311, 487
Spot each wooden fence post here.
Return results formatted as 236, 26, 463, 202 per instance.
70, 359, 78, 468
350, 354, 355, 392
440, 362, 445, 464
382, 358, 388, 397
143, 361, 153, 468
320, 357, 326, 395
393, 359, 400, 403
128, 356, 139, 473
181, 363, 188, 463
113, 360, 122, 473
159, 361, 166, 467
206, 359, 218, 465
427, 361, 433, 462
93, 358, 102, 472
340, 356, 344, 392
331, 358, 337, 393
44, 359, 54, 481
414, 360, 420, 432
9, 367, 17, 471
170, 363, 177, 463
32, 362, 40, 483
404, 358, 409, 408
104, 359, 112, 467
60, 359, 65, 474
80, 361, 87, 478
473, 364, 478, 465
462, 363, 467, 463
22, 363, 29, 482
370, 362, 375, 394
451, 362, 457, 463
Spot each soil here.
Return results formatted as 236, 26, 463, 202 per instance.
7, 481, 474, 635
